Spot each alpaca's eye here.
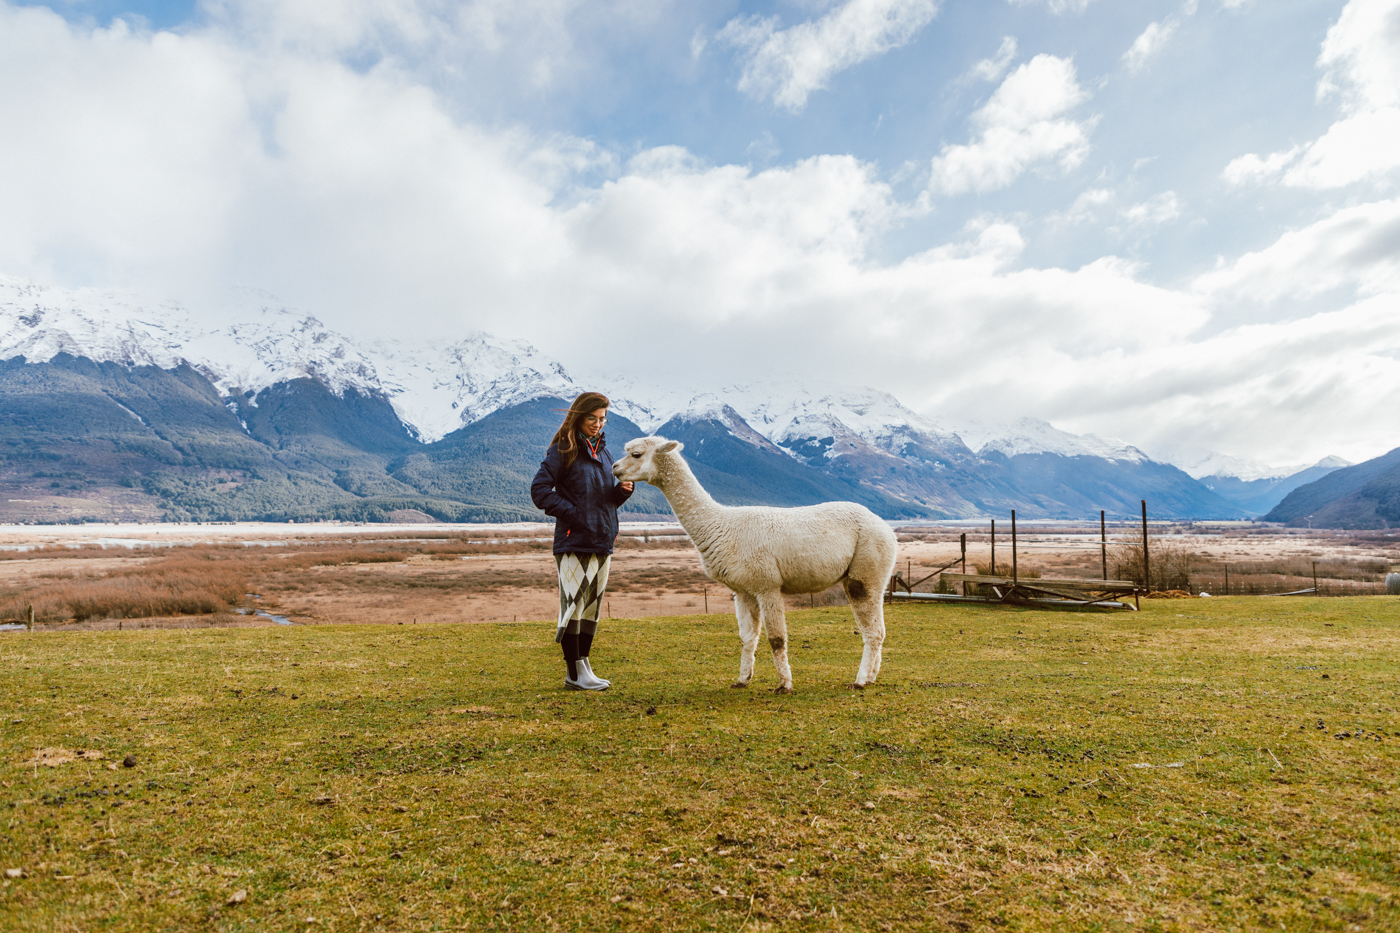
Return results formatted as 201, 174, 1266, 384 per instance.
631, 452, 641, 458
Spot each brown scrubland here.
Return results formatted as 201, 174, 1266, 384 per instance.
0, 521, 1394, 631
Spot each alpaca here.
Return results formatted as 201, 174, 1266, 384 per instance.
612, 436, 898, 692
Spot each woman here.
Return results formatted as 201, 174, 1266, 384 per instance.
531, 391, 634, 691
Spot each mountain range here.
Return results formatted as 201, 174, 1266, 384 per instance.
0, 274, 1362, 525
1262, 446, 1400, 530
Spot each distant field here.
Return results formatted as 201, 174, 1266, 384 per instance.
2, 597, 1397, 931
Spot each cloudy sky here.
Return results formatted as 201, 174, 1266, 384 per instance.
2, 0, 1398, 466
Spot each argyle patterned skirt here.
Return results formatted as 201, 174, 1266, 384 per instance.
555, 552, 611, 642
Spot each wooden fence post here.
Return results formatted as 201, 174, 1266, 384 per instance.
1100, 510, 1107, 581
1140, 500, 1150, 594
1011, 510, 1018, 584
960, 532, 967, 596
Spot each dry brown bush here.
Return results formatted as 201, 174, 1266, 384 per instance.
1111, 529, 1194, 590
971, 560, 1041, 579
277, 548, 410, 569
0, 544, 143, 562
0, 552, 249, 622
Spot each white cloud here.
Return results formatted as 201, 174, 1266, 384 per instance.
719, 0, 940, 112
968, 35, 1017, 82
1221, 146, 1302, 185
1059, 186, 1114, 224
1121, 191, 1182, 226
928, 54, 1092, 195
1279, 109, 1400, 188
1122, 19, 1176, 73
1224, 0, 1400, 189
1007, 0, 1092, 14
1194, 197, 1400, 303
0, 1, 1396, 466
1317, 0, 1400, 110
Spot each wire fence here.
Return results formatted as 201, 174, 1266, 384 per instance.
893, 522, 1395, 598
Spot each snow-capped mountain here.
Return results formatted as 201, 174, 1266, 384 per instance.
607, 380, 970, 461
962, 417, 1148, 463
0, 275, 575, 443
1178, 453, 1354, 516
0, 275, 385, 401
1152, 447, 1351, 482
370, 336, 577, 443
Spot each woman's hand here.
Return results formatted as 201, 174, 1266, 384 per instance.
621, 481, 634, 493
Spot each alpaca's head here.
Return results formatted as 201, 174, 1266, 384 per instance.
613, 436, 684, 485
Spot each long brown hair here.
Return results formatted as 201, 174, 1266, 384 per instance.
551, 391, 610, 472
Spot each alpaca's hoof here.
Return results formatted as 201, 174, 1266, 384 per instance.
850, 682, 866, 690
730, 680, 749, 689
774, 685, 794, 695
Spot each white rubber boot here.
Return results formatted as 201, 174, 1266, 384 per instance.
576, 658, 610, 690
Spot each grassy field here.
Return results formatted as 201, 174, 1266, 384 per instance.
2, 597, 1397, 931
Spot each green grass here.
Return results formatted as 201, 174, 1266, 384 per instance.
2, 597, 1398, 931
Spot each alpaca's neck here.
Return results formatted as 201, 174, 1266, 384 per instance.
654, 453, 722, 537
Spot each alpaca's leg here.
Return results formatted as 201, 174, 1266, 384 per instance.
846, 578, 886, 688
732, 592, 762, 688
756, 591, 794, 694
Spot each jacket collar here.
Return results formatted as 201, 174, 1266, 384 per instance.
579, 431, 605, 461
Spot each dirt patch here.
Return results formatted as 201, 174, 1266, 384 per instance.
21, 747, 105, 767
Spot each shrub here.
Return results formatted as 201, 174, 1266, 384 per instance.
0, 552, 249, 623
1111, 528, 1194, 590
972, 561, 1041, 579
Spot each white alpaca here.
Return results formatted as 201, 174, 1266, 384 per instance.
612, 436, 898, 692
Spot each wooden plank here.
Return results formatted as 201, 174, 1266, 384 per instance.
1012, 583, 1114, 601
941, 573, 1137, 591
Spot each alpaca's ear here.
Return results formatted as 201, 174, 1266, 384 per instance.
657, 440, 683, 454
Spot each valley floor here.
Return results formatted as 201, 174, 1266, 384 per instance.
0, 522, 1394, 633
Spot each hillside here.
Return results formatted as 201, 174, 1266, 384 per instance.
0, 355, 535, 524
1264, 447, 1400, 528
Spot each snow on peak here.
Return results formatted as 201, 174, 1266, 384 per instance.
1311, 455, 1352, 471
369, 334, 577, 443
0, 273, 589, 441
0, 274, 203, 371
607, 378, 965, 458
0, 275, 386, 401
0, 274, 582, 441
974, 417, 1148, 463
1161, 448, 1353, 481
198, 290, 386, 399
1175, 451, 1288, 481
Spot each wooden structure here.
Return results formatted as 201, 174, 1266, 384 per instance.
886, 503, 1152, 612
936, 573, 1139, 610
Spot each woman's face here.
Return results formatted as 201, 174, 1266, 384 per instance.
581, 407, 608, 439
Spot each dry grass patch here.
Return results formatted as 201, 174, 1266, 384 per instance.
0, 552, 249, 623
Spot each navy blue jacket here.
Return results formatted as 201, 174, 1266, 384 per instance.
531, 435, 633, 555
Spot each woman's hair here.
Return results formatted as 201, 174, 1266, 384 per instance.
550, 391, 610, 472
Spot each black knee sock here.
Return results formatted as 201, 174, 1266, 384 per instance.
578, 630, 594, 660
561, 632, 580, 680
